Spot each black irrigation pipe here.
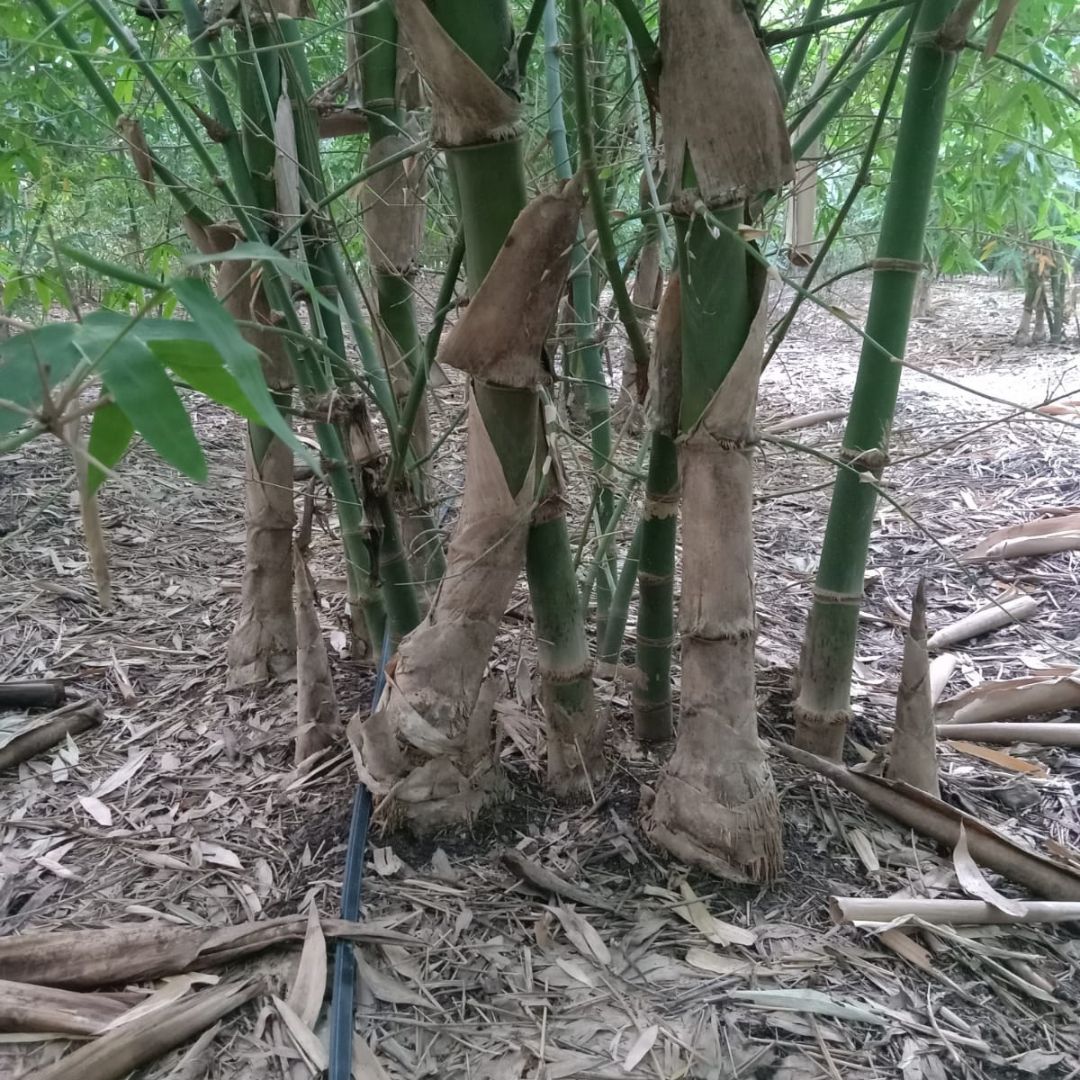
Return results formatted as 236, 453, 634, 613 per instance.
327, 629, 391, 1080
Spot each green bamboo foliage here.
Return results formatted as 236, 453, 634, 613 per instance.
795, 0, 962, 760
644, 0, 792, 880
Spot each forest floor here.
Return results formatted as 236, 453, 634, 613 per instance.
2, 275, 1080, 1079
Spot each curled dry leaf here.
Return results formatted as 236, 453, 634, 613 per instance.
936, 670, 1080, 725
676, 881, 757, 947
273, 994, 328, 1072
352, 950, 433, 1009
436, 183, 582, 388
964, 511, 1080, 561
395, 0, 519, 146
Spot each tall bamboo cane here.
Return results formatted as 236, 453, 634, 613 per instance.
795, 0, 962, 758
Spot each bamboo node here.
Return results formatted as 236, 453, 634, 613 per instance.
838, 445, 889, 471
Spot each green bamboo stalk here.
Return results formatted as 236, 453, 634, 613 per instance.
633, 429, 677, 741
795, 0, 962, 759
566, 0, 652, 396
781, 0, 827, 97
177, 0, 390, 649
608, 0, 660, 91
278, 15, 421, 639
358, 4, 444, 585
597, 516, 642, 667
542, 0, 617, 640
444, 1, 601, 796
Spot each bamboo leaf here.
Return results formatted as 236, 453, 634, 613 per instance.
181, 241, 340, 318
0, 322, 81, 434
169, 276, 317, 473
623, 1024, 659, 1070
86, 400, 135, 493
148, 339, 262, 423
729, 989, 887, 1026
547, 905, 611, 966
285, 906, 326, 1029
953, 824, 1026, 916
85, 328, 207, 483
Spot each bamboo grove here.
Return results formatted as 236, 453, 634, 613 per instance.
1, 0, 1077, 880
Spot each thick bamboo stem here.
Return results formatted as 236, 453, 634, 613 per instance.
796, 0, 961, 758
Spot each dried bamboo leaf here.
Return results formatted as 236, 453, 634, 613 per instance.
776, 742, 1080, 900
100, 974, 218, 1033
729, 989, 886, 1026
937, 671, 1080, 724
395, 0, 519, 146
675, 881, 757, 947
0, 979, 128, 1036
953, 824, 1025, 916
116, 116, 156, 199
501, 849, 620, 913
660, 0, 791, 206
547, 905, 611, 967
285, 906, 327, 1029
23, 978, 263, 1080
984, 0, 1022, 57
273, 994, 328, 1072
352, 1033, 394, 1080
964, 512, 1080, 561
886, 581, 938, 796
685, 949, 755, 977
352, 950, 431, 1008
437, 183, 582, 387
623, 1025, 659, 1071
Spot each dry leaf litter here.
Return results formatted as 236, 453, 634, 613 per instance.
1, 275, 1079, 1078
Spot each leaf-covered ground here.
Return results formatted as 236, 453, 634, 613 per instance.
2, 276, 1080, 1078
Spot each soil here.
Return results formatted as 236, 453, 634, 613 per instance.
2, 274, 1080, 1078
